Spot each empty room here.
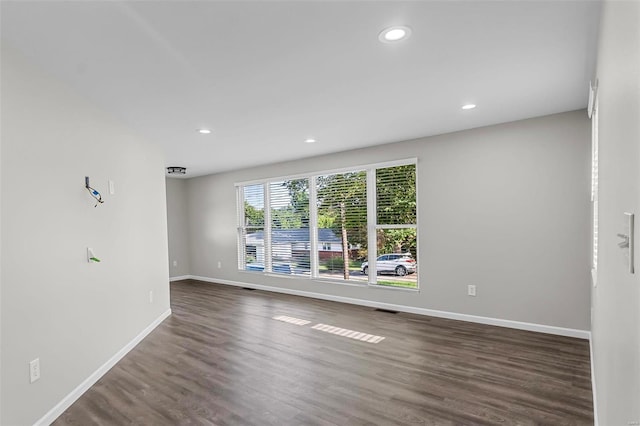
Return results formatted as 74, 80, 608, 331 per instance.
1, 0, 638, 425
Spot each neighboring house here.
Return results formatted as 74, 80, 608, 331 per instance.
245, 228, 358, 264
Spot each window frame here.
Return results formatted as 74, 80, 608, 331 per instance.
591, 96, 599, 287
237, 183, 266, 271
236, 158, 419, 290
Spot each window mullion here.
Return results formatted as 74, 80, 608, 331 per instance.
366, 168, 377, 285
264, 182, 272, 273
237, 186, 245, 269
310, 176, 319, 278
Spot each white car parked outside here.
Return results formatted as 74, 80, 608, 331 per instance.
361, 253, 416, 276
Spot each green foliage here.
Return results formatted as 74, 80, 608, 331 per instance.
244, 201, 264, 226
316, 171, 368, 248
320, 257, 362, 272
266, 179, 310, 230
376, 165, 416, 225
282, 179, 309, 225
375, 279, 418, 289
317, 172, 367, 228
323, 256, 345, 272
357, 248, 368, 261
377, 228, 417, 258
317, 214, 335, 228
271, 206, 303, 229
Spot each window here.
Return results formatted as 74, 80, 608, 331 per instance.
316, 170, 368, 282
373, 164, 417, 288
270, 179, 310, 276
237, 160, 418, 289
238, 184, 265, 270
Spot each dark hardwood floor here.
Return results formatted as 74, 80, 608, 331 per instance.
54, 279, 593, 425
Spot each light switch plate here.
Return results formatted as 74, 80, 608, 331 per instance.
29, 358, 40, 383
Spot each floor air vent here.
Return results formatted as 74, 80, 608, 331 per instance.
375, 308, 398, 314
242, 287, 256, 291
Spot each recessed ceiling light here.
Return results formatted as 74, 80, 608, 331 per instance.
379, 26, 412, 43
462, 104, 476, 110
304, 138, 317, 144
198, 129, 211, 134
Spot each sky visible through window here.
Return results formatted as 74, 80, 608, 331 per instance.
245, 184, 292, 209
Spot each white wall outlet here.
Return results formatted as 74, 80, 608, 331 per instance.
149, 290, 153, 304
468, 285, 477, 296
108, 180, 115, 195
217, 261, 222, 269
172, 260, 178, 268
29, 358, 40, 383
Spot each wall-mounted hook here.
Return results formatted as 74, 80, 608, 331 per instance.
617, 233, 630, 248
85, 176, 104, 207
87, 247, 101, 263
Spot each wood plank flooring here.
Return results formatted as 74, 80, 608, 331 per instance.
54, 279, 593, 425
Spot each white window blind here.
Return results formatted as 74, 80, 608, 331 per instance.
238, 184, 265, 270
236, 160, 418, 289
316, 171, 367, 282
376, 164, 417, 226
374, 165, 417, 287
269, 179, 310, 275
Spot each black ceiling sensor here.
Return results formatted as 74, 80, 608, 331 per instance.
167, 166, 186, 175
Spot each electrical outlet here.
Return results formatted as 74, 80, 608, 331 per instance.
172, 260, 178, 268
149, 291, 153, 304
467, 285, 477, 297
217, 261, 222, 269
108, 180, 115, 195
29, 358, 40, 383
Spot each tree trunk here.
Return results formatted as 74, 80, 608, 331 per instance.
340, 202, 350, 280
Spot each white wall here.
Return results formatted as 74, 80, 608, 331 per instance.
166, 178, 191, 278
591, 1, 640, 424
175, 110, 591, 332
0, 45, 171, 425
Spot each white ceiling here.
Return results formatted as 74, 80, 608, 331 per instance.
1, 1, 601, 178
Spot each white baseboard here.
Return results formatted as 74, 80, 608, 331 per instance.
34, 309, 172, 426
185, 275, 590, 339
169, 275, 191, 282
589, 333, 599, 426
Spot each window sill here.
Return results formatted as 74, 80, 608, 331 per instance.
238, 269, 419, 291
368, 283, 420, 292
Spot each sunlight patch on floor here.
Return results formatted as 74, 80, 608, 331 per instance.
272, 315, 312, 326
311, 323, 385, 343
